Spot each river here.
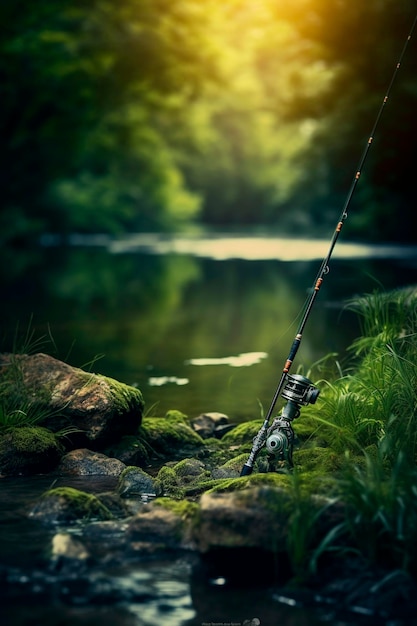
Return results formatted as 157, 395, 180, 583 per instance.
2, 234, 417, 421
1, 234, 417, 625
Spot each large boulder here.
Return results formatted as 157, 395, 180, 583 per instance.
0, 353, 144, 447
196, 487, 291, 553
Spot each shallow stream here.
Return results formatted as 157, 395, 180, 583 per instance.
0, 475, 400, 626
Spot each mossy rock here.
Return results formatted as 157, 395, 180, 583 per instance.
172, 458, 208, 480
220, 420, 263, 446
0, 426, 63, 475
126, 498, 197, 550
103, 435, 155, 467
154, 497, 200, 524
0, 353, 145, 447
117, 466, 161, 498
155, 465, 185, 499
193, 438, 236, 469
164, 410, 189, 422
29, 486, 113, 525
138, 416, 204, 461
154, 458, 211, 498
203, 471, 291, 495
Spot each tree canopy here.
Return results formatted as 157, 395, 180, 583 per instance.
1, 0, 416, 243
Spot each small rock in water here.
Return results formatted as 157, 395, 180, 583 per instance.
51, 532, 90, 560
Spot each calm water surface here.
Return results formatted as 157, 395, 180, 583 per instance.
2, 234, 417, 421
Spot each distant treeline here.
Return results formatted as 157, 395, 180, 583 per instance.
1, 1, 416, 243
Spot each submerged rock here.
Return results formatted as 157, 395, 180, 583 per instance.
29, 486, 114, 525
51, 532, 90, 561
0, 352, 144, 446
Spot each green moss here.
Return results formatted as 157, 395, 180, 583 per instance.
195, 440, 237, 469
221, 420, 263, 446
138, 417, 204, 452
172, 458, 208, 479
155, 465, 185, 499
1, 426, 62, 454
119, 465, 141, 480
220, 453, 254, 472
97, 375, 144, 416
0, 425, 64, 475
40, 486, 112, 521
204, 472, 290, 494
154, 497, 199, 523
293, 417, 320, 441
164, 410, 188, 422
295, 446, 342, 474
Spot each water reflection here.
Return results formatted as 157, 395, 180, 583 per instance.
1, 238, 417, 421
186, 352, 268, 367
109, 233, 417, 262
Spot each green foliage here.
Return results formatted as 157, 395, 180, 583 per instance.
285, 469, 336, 583
311, 288, 417, 456
339, 447, 417, 572
2, 1, 416, 240
0, 351, 54, 433
300, 288, 417, 573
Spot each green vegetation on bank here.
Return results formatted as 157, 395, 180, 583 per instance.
1, 1, 416, 243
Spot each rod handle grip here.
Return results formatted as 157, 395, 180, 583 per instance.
240, 464, 253, 476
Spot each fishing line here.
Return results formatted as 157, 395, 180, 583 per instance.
241, 12, 417, 476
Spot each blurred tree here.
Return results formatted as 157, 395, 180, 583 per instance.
0, 0, 223, 240
1, 0, 416, 241
272, 0, 417, 240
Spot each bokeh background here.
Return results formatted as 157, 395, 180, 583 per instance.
1, 0, 416, 243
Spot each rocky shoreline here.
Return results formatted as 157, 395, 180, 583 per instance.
2, 352, 417, 624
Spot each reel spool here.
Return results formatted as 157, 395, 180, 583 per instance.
265, 374, 319, 470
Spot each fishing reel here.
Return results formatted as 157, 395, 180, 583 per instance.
265, 374, 319, 471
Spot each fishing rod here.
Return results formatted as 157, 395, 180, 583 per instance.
240, 12, 417, 477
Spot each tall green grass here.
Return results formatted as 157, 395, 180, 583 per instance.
312, 288, 417, 459
339, 445, 417, 572
304, 287, 417, 573
0, 322, 73, 434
